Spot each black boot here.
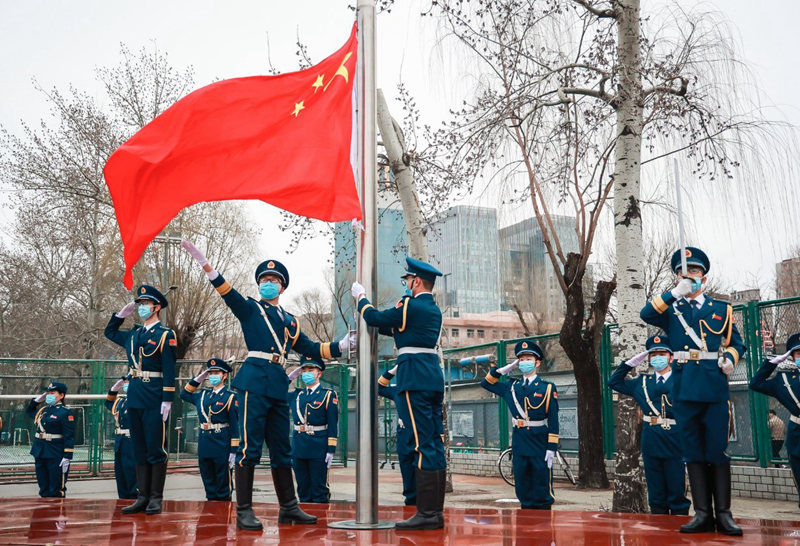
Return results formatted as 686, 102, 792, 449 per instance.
145, 462, 167, 514
711, 462, 742, 536
272, 467, 317, 524
436, 469, 446, 526
235, 465, 263, 531
121, 464, 151, 514
395, 469, 443, 530
680, 462, 715, 533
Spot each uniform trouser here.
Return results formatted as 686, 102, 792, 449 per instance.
128, 408, 168, 465
642, 454, 690, 513
513, 452, 553, 508
34, 457, 68, 498
397, 390, 446, 471
398, 448, 418, 505
675, 400, 730, 464
198, 456, 233, 500
114, 442, 139, 499
789, 455, 800, 505
292, 457, 330, 503
235, 391, 292, 468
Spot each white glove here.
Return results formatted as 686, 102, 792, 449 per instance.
544, 450, 555, 469
770, 351, 793, 365
718, 355, 734, 376
59, 458, 70, 473
387, 364, 399, 376
626, 350, 650, 368
229, 453, 236, 469
670, 278, 694, 299
193, 370, 210, 384
182, 240, 208, 267
287, 367, 302, 381
116, 302, 136, 319
338, 331, 358, 352
497, 359, 519, 375
325, 452, 334, 468
111, 378, 125, 392
351, 281, 366, 300
160, 401, 172, 422
34, 391, 47, 403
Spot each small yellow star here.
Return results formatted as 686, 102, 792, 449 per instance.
312, 74, 324, 92
291, 101, 305, 117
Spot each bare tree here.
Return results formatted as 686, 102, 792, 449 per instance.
292, 287, 335, 342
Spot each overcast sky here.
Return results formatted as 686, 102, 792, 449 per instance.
1, 0, 798, 306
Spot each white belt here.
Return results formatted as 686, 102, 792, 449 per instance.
294, 424, 328, 435
247, 351, 286, 365
200, 423, 229, 432
35, 433, 63, 440
130, 369, 163, 381
397, 347, 438, 355
512, 419, 547, 428
643, 416, 676, 426
115, 428, 130, 437
673, 350, 718, 362
790, 415, 800, 426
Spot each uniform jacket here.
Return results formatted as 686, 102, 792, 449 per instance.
181, 382, 239, 458
288, 385, 338, 459
26, 400, 75, 460
750, 359, 800, 458
104, 315, 177, 409
104, 392, 132, 453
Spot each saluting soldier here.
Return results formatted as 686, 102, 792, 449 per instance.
480, 340, 559, 510
104, 284, 177, 515
377, 364, 417, 506
352, 257, 446, 530
105, 375, 138, 499
181, 358, 239, 501
26, 382, 74, 498
607, 334, 690, 515
286, 354, 339, 503
182, 240, 356, 530
749, 332, 800, 507
640, 247, 746, 536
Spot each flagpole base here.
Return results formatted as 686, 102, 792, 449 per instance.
327, 520, 395, 530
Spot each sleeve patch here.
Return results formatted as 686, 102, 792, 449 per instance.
67, 415, 74, 421
169, 338, 178, 346
553, 391, 558, 399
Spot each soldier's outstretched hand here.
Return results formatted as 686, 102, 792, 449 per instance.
116, 301, 136, 319
626, 350, 650, 368
670, 278, 694, 299
339, 331, 358, 352
497, 359, 519, 375
34, 391, 47, 403
287, 367, 302, 381
770, 350, 793, 365
351, 281, 366, 300
182, 240, 208, 267
110, 378, 125, 392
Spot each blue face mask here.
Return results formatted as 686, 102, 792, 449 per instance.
301, 371, 317, 385
690, 277, 703, 293
518, 361, 536, 375
208, 374, 222, 386
122, 383, 129, 394
650, 355, 669, 371
259, 281, 281, 300
45, 394, 57, 405
795, 358, 800, 368
403, 277, 415, 297
137, 304, 154, 320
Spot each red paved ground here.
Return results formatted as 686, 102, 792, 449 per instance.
0, 497, 797, 544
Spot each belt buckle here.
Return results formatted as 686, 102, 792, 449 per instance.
650, 416, 659, 425
516, 419, 524, 428
689, 349, 700, 361
298, 425, 305, 432
271, 354, 281, 364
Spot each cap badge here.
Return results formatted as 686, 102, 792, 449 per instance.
140, 287, 146, 294
267, 261, 275, 269
654, 336, 660, 343
522, 342, 528, 348
685, 249, 692, 257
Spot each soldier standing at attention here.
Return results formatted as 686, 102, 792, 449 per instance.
352, 257, 446, 530
286, 354, 339, 503
607, 335, 690, 515
181, 240, 356, 531
26, 382, 74, 498
377, 364, 417, 506
105, 375, 138, 499
104, 285, 176, 515
480, 340, 559, 510
640, 247, 746, 536
180, 358, 239, 501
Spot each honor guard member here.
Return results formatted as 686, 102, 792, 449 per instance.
105, 375, 138, 499
104, 284, 177, 515
26, 382, 74, 498
181, 358, 239, 501
286, 354, 339, 503
640, 247, 746, 536
481, 341, 558, 510
378, 364, 417, 506
749, 332, 800, 507
352, 257, 446, 530
607, 335, 690, 515
181, 240, 356, 531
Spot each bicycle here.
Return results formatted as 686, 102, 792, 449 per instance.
497, 447, 577, 486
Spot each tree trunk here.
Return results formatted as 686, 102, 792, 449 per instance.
611, 0, 649, 513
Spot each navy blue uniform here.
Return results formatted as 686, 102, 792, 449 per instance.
358, 294, 445, 471
608, 364, 689, 514
481, 369, 558, 508
181, 381, 239, 500
105, 392, 138, 499
208, 272, 342, 468
26, 400, 74, 498
378, 372, 417, 505
288, 385, 338, 502
104, 316, 177, 465
641, 293, 746, 464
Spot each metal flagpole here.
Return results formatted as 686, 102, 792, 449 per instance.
329, 0, 393, 530
674, 158, 688, 276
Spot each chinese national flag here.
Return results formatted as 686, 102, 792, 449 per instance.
104, 23, 360, 289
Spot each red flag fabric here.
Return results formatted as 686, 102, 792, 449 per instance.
104, 23, 360, 289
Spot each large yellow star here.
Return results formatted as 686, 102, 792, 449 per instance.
312, 74, 324, 92
291, 101, 305, 118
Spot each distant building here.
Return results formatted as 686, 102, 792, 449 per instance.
731, 289, 761, 304
441, 311, 527, 348
777, 257, 800, 299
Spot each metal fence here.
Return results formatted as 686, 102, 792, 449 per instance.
1, 294, 798, 478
